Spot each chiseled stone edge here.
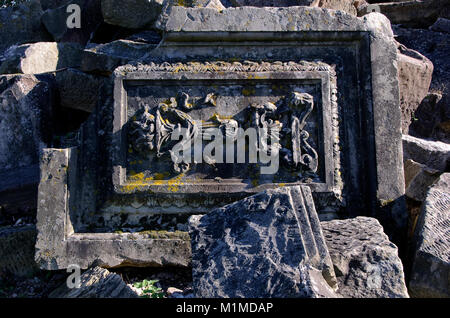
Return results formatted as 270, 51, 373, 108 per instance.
35, 148, 191, 269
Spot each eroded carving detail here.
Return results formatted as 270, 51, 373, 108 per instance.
128, 91, 318, 176
117, 60, 333, 75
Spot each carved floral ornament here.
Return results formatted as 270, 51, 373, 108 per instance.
128, 90, 318, 176
121, 60, 333, 177
117, 60, 334, 75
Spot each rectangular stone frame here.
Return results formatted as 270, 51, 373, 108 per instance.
112, 69, 335, 194
35, 7, 407, 269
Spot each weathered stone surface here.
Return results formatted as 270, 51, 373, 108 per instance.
394, 26, 450, 143
101, 0, 164, 29
0, 42, 83, 75
35, 148, 191, 270
0, 0, 50, 55
430, 17, 450, 33
394, 26, 449, 98
397, 43, 433, 134
0, 74, 54, 194
41, 0, 102, 45
322, 217, 409, 298
359, 0, 450, 28
80, 40, 157, 75
0, 225, 38, 277
409, 173, 450, 298
409, 92, 450, 143
41, 0, 68, 10
215, 0, 361, 15
49, 267, 138, 298
404, 159, 442, 202
36, 7, 406, 270
55, 68, 104, 112
402, 134, 450, 172
189, 186, 338, 298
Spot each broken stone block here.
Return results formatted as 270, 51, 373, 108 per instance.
404, 159, 442, 202
321, 217, 409, 298
0, 74, 54, 197
101, 0, 164, 29
430, 17, 450, 33
402, 134, 450, 172
49, 267, 138, 298
0, 225, 38, 277
217, 0, 360, 15
189, 186, 338, 298
55, 68, 104, 112
409, 93, 446, 140
41, 0, 102, 45
0, 0, 50, 55
409, 173, 450, 298
0, 42, 83, 75
80, 40, 157, 75
397, 43, 433, 134
358, 0, 450, 28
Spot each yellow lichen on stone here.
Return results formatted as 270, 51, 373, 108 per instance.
168, 174, 185, 192
242, 87, 255, 96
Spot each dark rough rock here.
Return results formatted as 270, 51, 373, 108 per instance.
322, 217, 409, 298
397, 43, 433, 134
0, 74, 54, 189
409, 92, 450, 144
49, 267, 139, 298
359, 0, 450, 28
404, 159, 442, 202
101, 0, 164, 29
41, 0, 102, 45
0, 225, 38, 277
189, 185, 338, 298
80, 40, 157, 75
0, 0, 50, 56
402, 134, 450, 172
409, 173, 450, 298
0, 74, 55, 221
211, 0, 361, 15
394, 26, 450, 143
430, 17, 450, 34
41, 0, 69, 11
394, 26, 449, 95
0, 42, 83, 75
55, 68, 104, 112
